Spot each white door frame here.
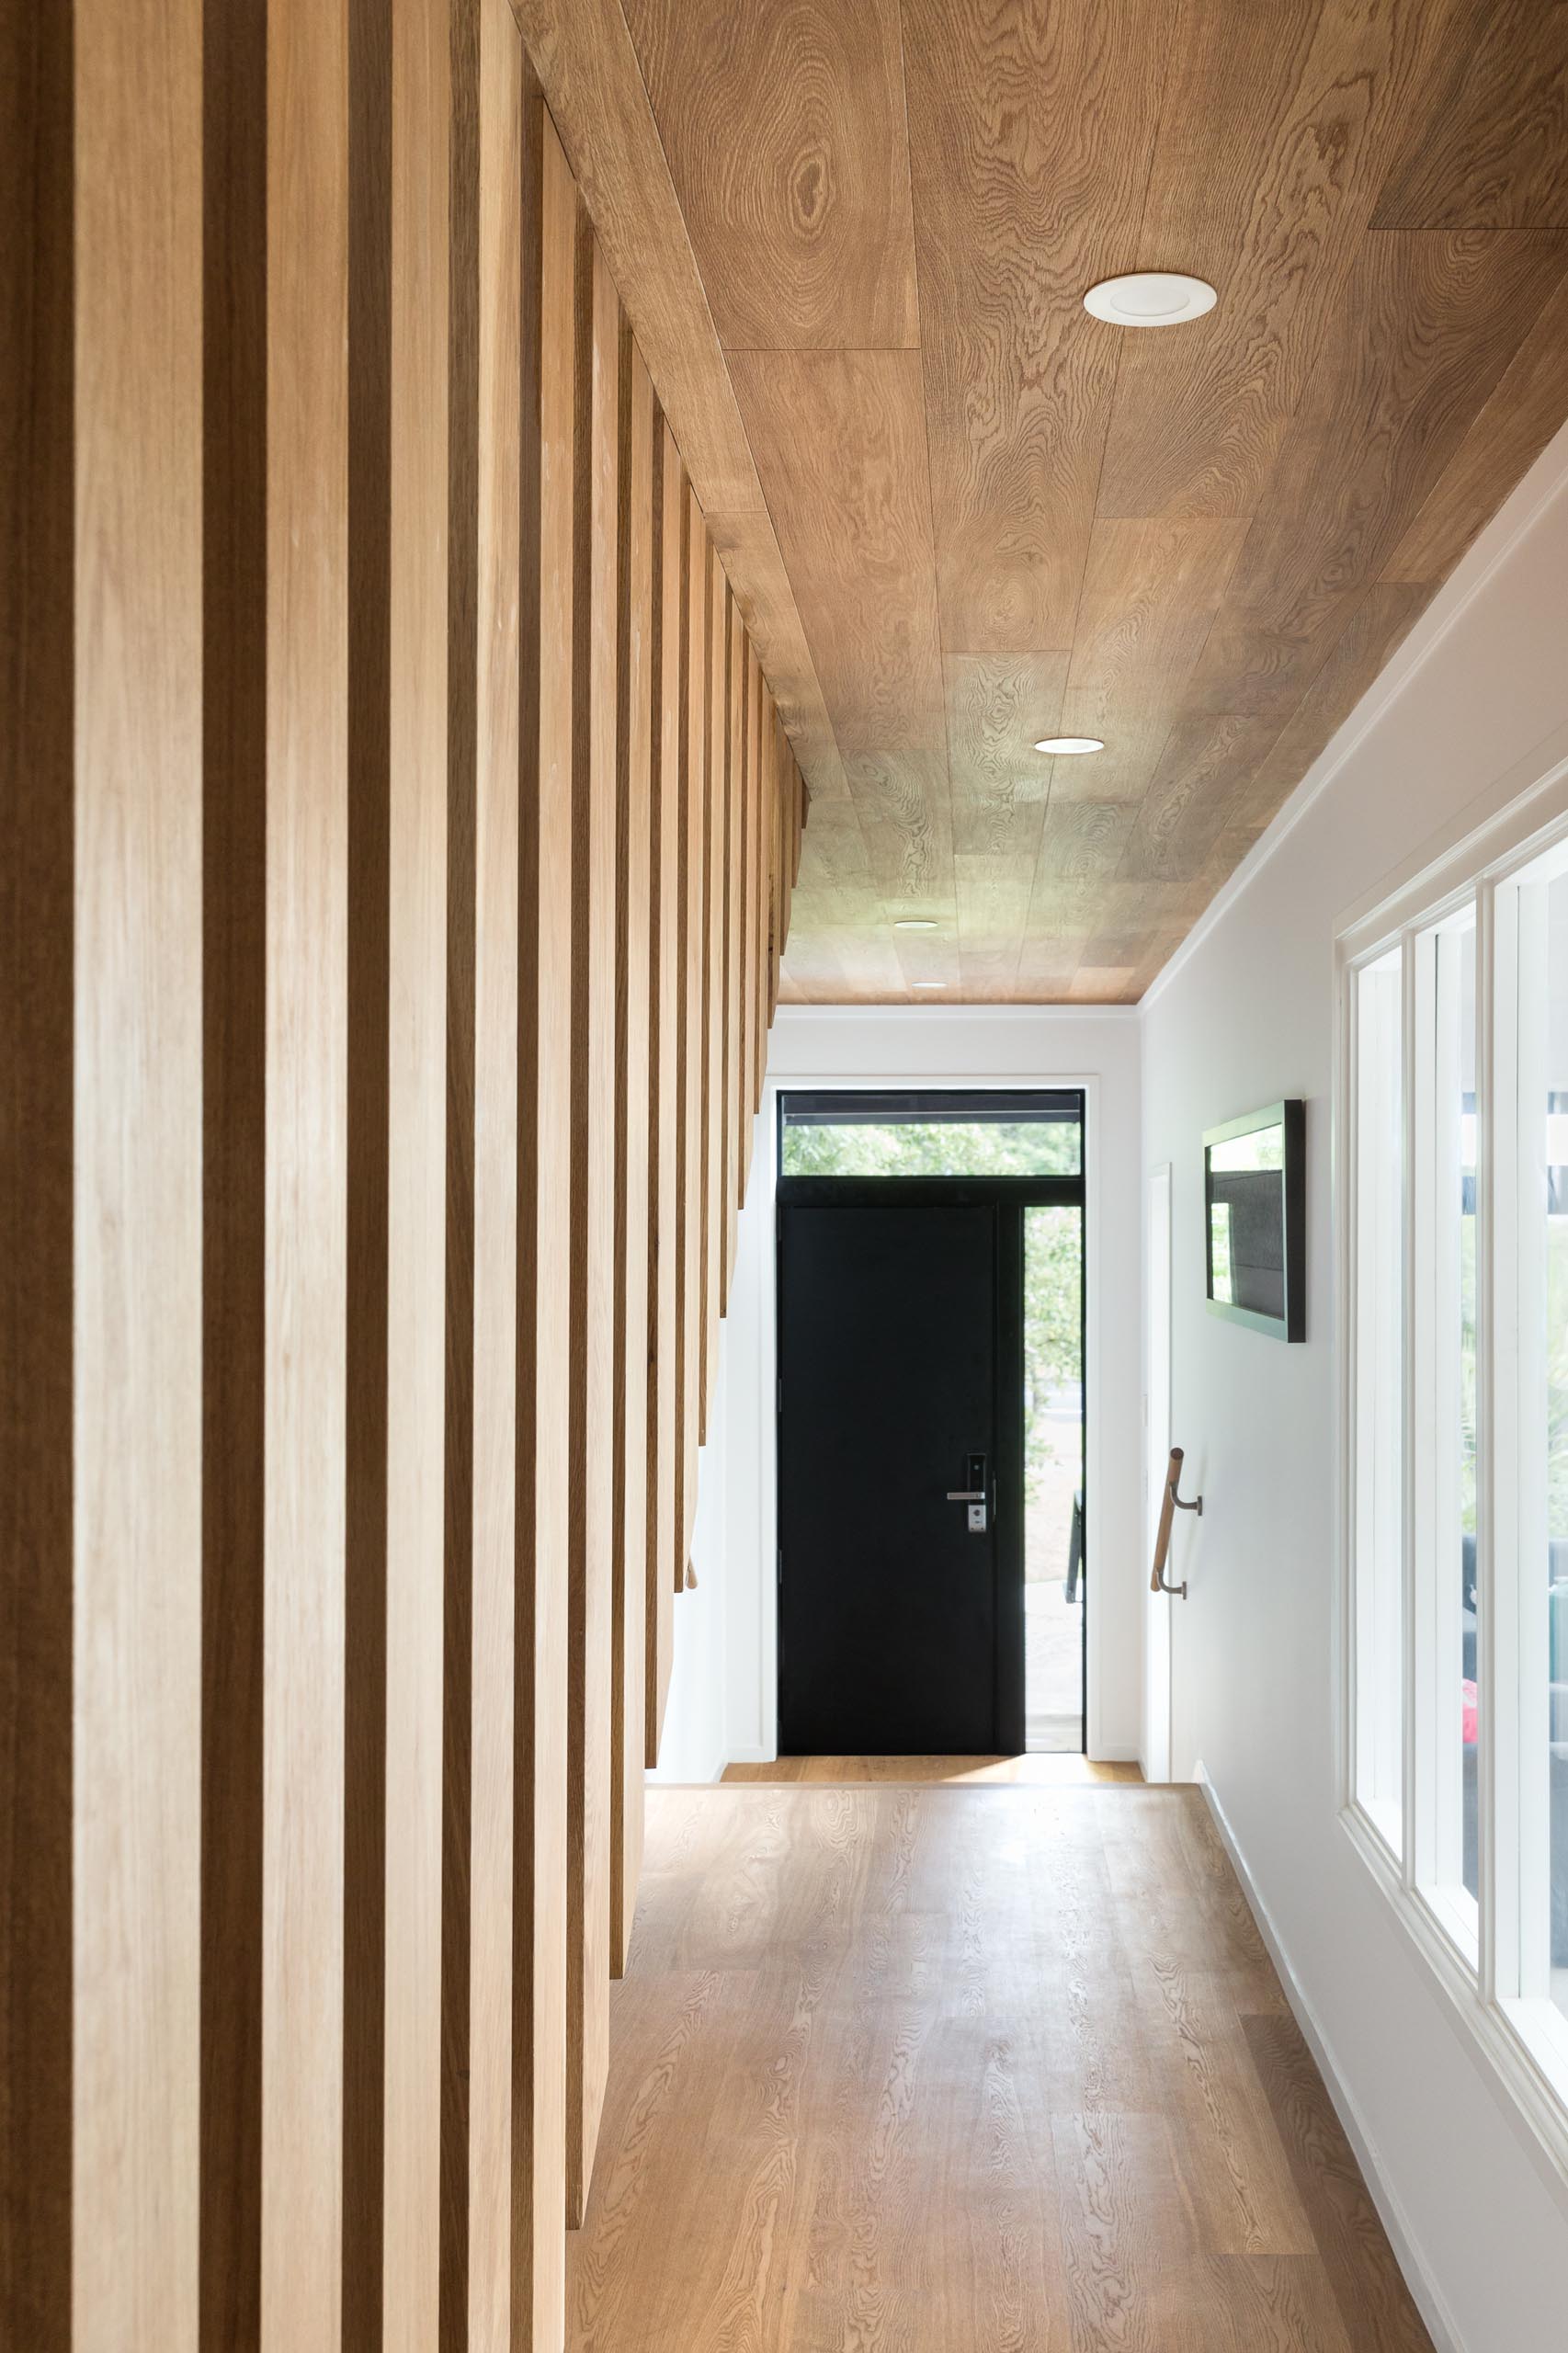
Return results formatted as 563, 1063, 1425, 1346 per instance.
1144, 1161, 1174, 1781
749, 1069, 1109, 1760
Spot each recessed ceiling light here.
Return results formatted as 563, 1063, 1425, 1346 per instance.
1034, 736, 1104, 755
894, 917, 939, 930
913, 980, 946, 989
1083, 271, 1216, 327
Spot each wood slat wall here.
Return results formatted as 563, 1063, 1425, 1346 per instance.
0, 4, 805, 2344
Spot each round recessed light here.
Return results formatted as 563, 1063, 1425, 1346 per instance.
893, 917, 939, 931
1083, 271, 1216, 327
1034, 736, 1104, 756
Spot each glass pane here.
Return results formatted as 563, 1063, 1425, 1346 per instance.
1354, 951, 1403, 1847
780, 1090, 1082, 1177
1540, 872, 1568, 2016
1413, 910, 1477, 1936
1024, 1206, 1084, 1752
1208, 1116, 1287, 1319
1459, 925, 1479, 1907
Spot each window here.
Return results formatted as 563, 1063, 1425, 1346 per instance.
1342, 761, 1568, 2156
778, 1088, 1081, 1177
1352, 949, 1403, 1848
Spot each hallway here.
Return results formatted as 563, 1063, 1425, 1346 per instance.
568, 1784, 1432, 2351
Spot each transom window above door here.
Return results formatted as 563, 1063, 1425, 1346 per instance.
778, 1088, 1083, 1178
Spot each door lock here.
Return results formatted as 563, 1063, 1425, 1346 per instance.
946, 1452, 989, 1533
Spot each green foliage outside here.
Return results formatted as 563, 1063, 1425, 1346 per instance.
782, 1119, 1083, 1497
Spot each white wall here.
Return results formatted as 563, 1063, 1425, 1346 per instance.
656, 1004, 1145, 1772
1142, 425, 1568, 2352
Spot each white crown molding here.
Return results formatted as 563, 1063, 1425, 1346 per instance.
771, 1001, 1141, 1024
1141, 415, 1568, 1016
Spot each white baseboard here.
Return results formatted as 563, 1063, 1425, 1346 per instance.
1087, 1741, 1141, 1764
723, 1744, 776, 1766
1194, 1765, 1467, 2353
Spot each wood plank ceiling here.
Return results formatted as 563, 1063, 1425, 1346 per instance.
583, 0, 1568, 1002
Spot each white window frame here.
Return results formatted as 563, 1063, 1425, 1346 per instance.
1337, 741, 1568, 2200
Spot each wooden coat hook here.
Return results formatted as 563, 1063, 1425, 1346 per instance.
1150, 1445, 1201, 1600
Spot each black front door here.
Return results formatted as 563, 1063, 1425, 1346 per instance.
777, 1194, 1020, 1754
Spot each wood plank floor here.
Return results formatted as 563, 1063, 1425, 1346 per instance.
722, 1754, 1142, 1787
567, 1784, 1433, 2352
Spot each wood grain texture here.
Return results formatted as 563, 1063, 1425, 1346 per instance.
1095, 0, 1442, 520
707, 503, 849, 801
75, 8, 205, 2346
200, 0, 267, 2343
567, 1788, 1432, 2352
1184, 228, 1568, 723
730, 347, 951, 916
464, 0, 521, 2327
263, 0, 349, 2341
1374, 0, 1568, 230
621, 0, 916, 352
566, 217, 621, 2230
612, 340, 653, 1973
902, 0, 1165, 653
678, 486, 708, 1557
513, 93, 575, 2353
702, 549, 727, 1405
647, 425, 684, 1745
381, 0, 450, 2342
439, 2, 480, 2330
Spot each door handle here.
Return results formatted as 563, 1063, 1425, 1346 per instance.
946, 1490, 984, 1501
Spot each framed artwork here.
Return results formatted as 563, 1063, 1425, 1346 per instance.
1203, 1099, 1305, 1341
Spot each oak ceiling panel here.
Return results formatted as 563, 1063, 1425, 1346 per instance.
1053, 517, 1248, 801
1381, 267, 1568, 584
1114, 712, 1283, 887
728, 347, 952, 920
619, 0, 918, 350
947, 653, 1066, 998
1094, 0, 1441, 519
1021, 798, 1138, 980
901, 0, 1167, 654
1184, 226, 1568, 721
1373, 0, 1568, 230
703, 503, 851, 797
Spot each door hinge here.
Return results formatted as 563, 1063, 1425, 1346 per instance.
776, 1375, 783, 1415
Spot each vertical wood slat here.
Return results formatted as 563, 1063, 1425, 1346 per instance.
379, 0, 449, 2344
566, 216, 619, 2230
514, 89, 574, 2353
81, 0, 208, 2336
702, 550, 727, 1428
465, 0, 521, 2336
725, 590, 746, 1278
612, 342, 654, 1972
264, 0, 350, 2342
649, 428, 685, 1732
677, 485, 707, 1572
200, 0, 267, 2339
748, 646, 767, 1123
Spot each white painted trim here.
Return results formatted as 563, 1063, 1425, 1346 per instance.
1340, 1798, 1568, 2211
1197, 1771, 1467, 2353
1142, 426, 1568, 1014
